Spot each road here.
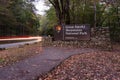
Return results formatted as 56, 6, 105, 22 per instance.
0, 47, 94, 80
0, 37, 42, 49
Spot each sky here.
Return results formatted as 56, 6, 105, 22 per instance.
34, 0, 50, 15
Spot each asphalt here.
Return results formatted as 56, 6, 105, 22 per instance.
0, 37, 42, 48
0, 47, 95, 80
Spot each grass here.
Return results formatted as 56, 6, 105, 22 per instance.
0, 58, 5, 63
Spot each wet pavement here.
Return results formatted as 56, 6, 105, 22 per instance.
0, 47, 95, 80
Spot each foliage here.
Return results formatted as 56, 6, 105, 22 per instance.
0, 0, 40, 36
39, 6, 57, 36
48, 0, 120, 42
48, 0, 70, 24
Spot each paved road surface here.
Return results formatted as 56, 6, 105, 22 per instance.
0, 47, 95, 80
0, 37, 42, 41
0, 37, 42, 48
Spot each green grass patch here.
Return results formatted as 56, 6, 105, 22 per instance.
0, 58, 5, 63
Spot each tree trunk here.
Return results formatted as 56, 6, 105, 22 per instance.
94, 1, 97, 28
65, 0, 70, 24
48, 0, 70, 25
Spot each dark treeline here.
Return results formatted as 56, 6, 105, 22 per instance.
0, 0, 40, 36
40, 0, 120, 42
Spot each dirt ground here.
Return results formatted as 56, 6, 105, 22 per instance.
0, 42, 43, 67
0, 42, 120, 80
112, 43, 120, 52
39, 44, 120, 80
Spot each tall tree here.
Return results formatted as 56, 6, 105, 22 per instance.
48, 0, 70, 24
0, 0, 40, 36
9, 0, 40, 35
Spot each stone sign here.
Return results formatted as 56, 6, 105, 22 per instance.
54, 24, 90, 41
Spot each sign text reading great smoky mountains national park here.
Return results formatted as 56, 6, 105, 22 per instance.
64, 24, 90, 40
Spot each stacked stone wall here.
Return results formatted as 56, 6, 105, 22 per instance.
42, 27, 112, 50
